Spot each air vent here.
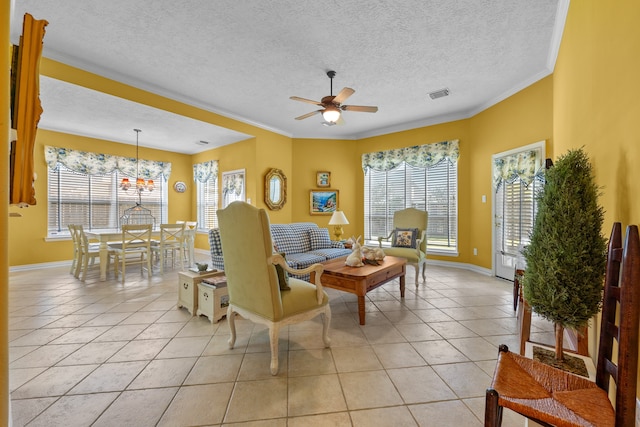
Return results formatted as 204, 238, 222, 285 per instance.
196, 140, 210, 145
428, 88, 450, 100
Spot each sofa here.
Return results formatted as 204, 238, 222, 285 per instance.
209, 222, 351, 278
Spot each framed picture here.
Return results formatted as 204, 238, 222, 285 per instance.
316, 171, 331, 188
222, 169, 246, 208
310, 189, 338, 215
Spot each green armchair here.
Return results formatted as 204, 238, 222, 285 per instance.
378, 208, 428, 286
217, 201, 331, 375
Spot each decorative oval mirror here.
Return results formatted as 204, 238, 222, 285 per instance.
264, 168, 287, 210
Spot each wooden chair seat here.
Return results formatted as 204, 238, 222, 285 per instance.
485, 223, 640, 427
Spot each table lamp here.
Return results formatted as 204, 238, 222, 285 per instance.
328, 210, 349, 240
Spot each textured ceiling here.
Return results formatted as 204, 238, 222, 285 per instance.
10, 0, 568, 154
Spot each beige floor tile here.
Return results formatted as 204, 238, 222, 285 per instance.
412, 308, 455, 323
156, 335, 211, 358
460, 317, 518, 336
9, 367, 46, 392
184, 354, 243, 384
371, 342, 427, 369
411, 340, 469, 365
9, 396, 58, 427
287, 348, 336, 377
49, 326, 111, 344
9, 345, 38, 363
350, 405, 418, 426
57, 340, 127, 365
361, 324, 407, 344
42, 313, 97, 328
69, 360, 148, 393
237, 351, 288, 380
157, 383, 234, 426
325, 326, 368, 347
432, 362, 492, 398
203, 333, 250, 355
93, 387, 178, 427
176, 317, 222, 337
92, 323, 148, 342
224, 378, 288, 423
119, 310, 166, 325
288, 374, 347, 416
332, 346, 382, 372
463, 397, 527, 427
9, 328, 72, 346
136, 321, 185, 339
395, 323, 442, 342
10, 344, 83, 368
128, 357, 197, 389
82, 311, 132, 326
428, 321, 478, 339
287, 412, 352, 427
448, 337, 499, 361
11, 364, 98, 398
339, 370, 403, 410
387, 366, 457, 403
27, 392, 119, 427
409, 399, 482, 426
108, 338, 169, 362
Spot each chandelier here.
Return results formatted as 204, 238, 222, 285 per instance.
120, 129, 154, 194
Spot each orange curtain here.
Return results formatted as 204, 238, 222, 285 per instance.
10, 13, 48, 206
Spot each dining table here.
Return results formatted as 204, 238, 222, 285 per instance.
85, 227, 196, 281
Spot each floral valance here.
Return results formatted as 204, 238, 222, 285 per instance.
493, 149, 544, 191
44, 146, 172, 180
193, 160, 218, 183
362, 139, 459, 172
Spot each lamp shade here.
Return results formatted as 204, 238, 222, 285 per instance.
322, 106, 341, 123
328, 210, 349, 225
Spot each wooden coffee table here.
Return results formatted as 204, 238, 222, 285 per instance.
315, 255, 406, 325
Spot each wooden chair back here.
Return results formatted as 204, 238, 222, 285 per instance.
596, 223, 640, 426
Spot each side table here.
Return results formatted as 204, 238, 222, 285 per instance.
177, 270, 224, 315
196, 279, 229, 323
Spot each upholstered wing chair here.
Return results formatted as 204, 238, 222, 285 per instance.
217, 201, 331, 375
378, 208, 428, 286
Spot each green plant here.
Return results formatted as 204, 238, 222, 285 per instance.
523, 148, 606, 361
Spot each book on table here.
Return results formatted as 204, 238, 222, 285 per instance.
202, 275, 227, 287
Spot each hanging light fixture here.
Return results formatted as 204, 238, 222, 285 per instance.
120, 129, 154, 194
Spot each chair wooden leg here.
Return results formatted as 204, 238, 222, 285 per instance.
413, 263, 420, 286
227, 307, 237, 349
421, 259, 426, 283
269, 324, 280, 375
322, 308, 331, 347
485, 388, 503, 427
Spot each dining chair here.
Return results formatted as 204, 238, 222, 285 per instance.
68, 224, 82, 276
109, 224, 153, 283
77, 226, 111, 281
377, 208, 428, 286
485, 222, 640, 427
151, 223, 185, 274
217, 201, 331, 375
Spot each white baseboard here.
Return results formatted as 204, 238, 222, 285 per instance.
426, 259, 493, 276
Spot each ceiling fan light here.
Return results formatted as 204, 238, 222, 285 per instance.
322, 107, 341, 123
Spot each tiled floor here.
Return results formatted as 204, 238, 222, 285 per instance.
8, 256, 556, 426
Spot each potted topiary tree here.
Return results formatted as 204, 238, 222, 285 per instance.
523, 147, 606, 362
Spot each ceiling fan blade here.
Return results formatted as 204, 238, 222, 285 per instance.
332, 87, 355, 105
342, 105, 378, 113
294, 110, 322, 120
290, 96, 322, 106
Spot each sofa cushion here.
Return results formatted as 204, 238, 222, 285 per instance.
271, 224, 304, 255
285, 252, 327, 269
309, 247, 352, 260
308, 227, 332, 250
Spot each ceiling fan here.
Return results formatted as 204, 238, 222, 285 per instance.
290, 71, 378, 125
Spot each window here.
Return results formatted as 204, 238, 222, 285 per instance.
362, 140, 459, 254
364, 160, 458, 253
194, 160, 219, 230
496, 178, 541, 257
196, 177, 219, 230
47, 164, 167, 236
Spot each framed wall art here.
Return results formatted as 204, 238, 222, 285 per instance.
310, 189, 338, 215
222, 169, 246, 208
316, 171, 331, 188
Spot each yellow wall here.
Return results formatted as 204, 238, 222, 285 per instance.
553, 0, 640, 395
468, 76, 554, 268
291, 138, 357, 236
